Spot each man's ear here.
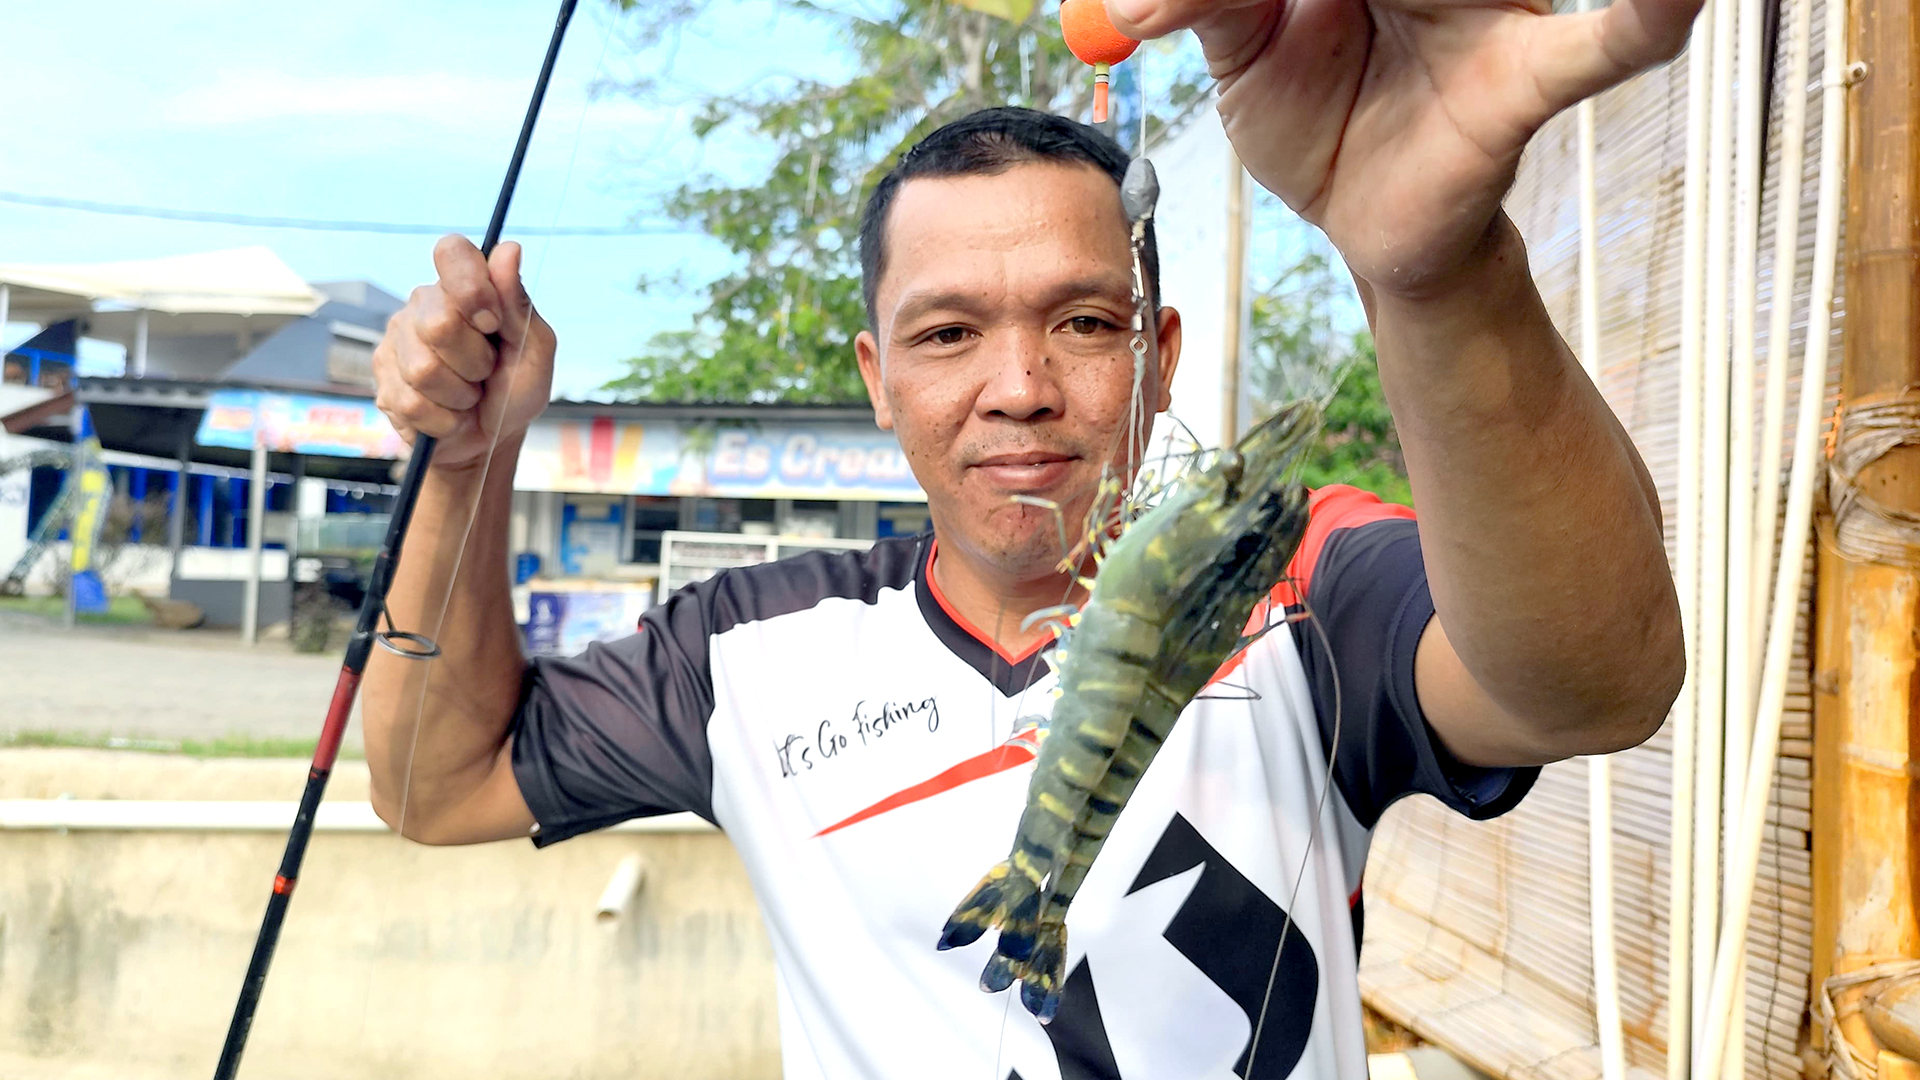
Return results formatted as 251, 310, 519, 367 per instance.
856, 329, 893, 430
1152, 306, 1183, 414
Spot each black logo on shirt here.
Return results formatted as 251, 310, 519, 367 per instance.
773, 696, 942, 777
1010, 813, 1320, 1080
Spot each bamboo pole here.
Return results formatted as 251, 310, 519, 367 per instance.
1812, 0, 1920, 1064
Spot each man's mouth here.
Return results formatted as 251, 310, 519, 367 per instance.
969, 452, 1078, 491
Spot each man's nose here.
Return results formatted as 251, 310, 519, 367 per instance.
975, 329, 1065, 421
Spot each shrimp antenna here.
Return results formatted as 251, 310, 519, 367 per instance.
1009, 494, 1072, 567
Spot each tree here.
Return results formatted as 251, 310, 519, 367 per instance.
1246, 244, 1410, 506
600, 0, 1209, 404
1296, 334, 1411, 506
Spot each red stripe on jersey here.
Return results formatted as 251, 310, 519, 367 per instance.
812, 738, 1039, 838
1269, 486, 1416, 609
924, 540, 1050, 667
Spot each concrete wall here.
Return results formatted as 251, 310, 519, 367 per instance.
13, 542, 173, 597
0, 751, 780, 1080
0, 431, 34, 578
167, 577, 290, 629
144, 334, 247, 382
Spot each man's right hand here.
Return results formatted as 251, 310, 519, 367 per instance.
373, 234, 556, 469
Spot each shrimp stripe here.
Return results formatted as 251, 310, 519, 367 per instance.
942, 399, 1323, 1025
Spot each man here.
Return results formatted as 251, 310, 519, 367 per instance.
364, 0, 1691, 1075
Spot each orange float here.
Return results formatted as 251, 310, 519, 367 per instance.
1059, 0, 1140, 123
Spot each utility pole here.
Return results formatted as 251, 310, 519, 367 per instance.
1220, 149, 1247, 445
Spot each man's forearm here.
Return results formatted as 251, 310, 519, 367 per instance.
1364, 216, 1683, 738
363, 435, 528, 828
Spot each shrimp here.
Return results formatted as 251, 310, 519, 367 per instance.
935, 397, 1322, 1023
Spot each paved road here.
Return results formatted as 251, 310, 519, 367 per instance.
0, 611, 362, 751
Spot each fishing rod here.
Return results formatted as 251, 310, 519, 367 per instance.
210, 2, 579, 1075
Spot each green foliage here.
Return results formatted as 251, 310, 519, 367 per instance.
0, 594, 153, 625
1247, 246, 1410, 506
601, 0, 1208, 404
1297, 335, 1411, 506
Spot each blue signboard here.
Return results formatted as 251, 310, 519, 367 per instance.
197, 389, 407, 459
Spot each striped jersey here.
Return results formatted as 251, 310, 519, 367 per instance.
510, 485, 1537, 1079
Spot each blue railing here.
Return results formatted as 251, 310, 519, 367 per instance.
2, 346, 77, 390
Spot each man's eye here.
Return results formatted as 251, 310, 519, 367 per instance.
928, 326, 970, 346
1066, 316, 1111, 335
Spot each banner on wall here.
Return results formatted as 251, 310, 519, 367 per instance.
67, 411, 111, 614
524, 586, 655, 656
517, 416, 926, 502
196, 389, 408, 459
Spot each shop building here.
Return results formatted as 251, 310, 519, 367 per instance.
0, 247, 925, 644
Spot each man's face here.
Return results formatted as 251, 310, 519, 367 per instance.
855, 161, 1182, 581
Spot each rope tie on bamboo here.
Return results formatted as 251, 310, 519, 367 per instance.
1814, 958, 1920, 1080
1826, 386, 1920, 566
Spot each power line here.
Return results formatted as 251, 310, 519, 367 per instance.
0, 190, 691, 237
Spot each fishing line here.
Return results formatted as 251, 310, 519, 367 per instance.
209, 6, 592, 1078
390, 5, 619, 850
357, 0, 616, 1054
1244, 596, 1343, 1078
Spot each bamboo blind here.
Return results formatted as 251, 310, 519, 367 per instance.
1357, 4, 1841, 1076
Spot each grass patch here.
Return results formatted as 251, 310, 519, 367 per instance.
0, 729, 360, 760
0, 595, 153, 626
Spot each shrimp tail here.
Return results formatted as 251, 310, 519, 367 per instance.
937, 860, 1038, 953
981, 952, 1023, 993
1018, 922, 1068, 1023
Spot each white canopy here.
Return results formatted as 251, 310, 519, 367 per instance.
0, 247, 322, 322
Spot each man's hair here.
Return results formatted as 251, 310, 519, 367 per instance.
858, 106, 1161, 330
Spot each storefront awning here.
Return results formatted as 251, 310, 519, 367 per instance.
0, 247, 321, 319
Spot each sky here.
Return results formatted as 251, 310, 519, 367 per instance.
0, 0, 845, 397
1, 0, 1349, 399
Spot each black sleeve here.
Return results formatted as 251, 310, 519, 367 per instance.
1290, 505, 1540, 829
510, 580, 720, 846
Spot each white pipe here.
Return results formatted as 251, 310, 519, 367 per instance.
1221, 150, 1247, 446
1752, 0, 1813, 678
0, 799, 714, 834
596, 854, 649, 922
243, 437, 266, 645
1589, 758, 1626, 1078
1699, 0, 1847, 1069
132, 309, 149, 378
1721, 0, 1768, 1070
1725, 0, 1764, 810
1693, 0, 1736, 1042
1575, 32, 1626, 1076
1669, 9, 1715, 1075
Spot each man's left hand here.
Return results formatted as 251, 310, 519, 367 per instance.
1106, 0, 1703, 298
